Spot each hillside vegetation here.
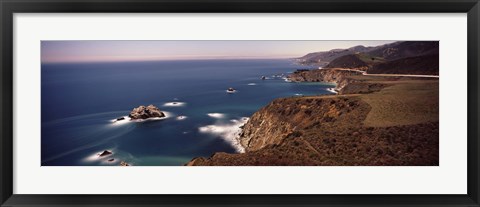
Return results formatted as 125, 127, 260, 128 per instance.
298, 41, 439, 75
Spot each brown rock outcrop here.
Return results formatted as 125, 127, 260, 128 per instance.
128, 104, 165, 120
239, 96, 368, 152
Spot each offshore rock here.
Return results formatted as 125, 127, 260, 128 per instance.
128, 105, 165, 120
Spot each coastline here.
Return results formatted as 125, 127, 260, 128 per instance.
187, 68, 439, 166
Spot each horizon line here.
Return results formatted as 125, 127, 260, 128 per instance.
41, 56, 297, 64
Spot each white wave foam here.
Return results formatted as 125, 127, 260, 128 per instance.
82, 148, 139, 166
43, 123, 136, 164
83, 149, 114, 162
247, 83, 257, 86
198, 117, 249, 153
111, 112, 171, 126
129, 111, 172, 122
326, 88, 338, 94
207, 113, 226, 119
294, 93, 303, 96
163, 102, 186, 107
111, 116, 131, 125
176, 115, 187, 120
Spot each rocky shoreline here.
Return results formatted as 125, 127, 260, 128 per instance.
287, 68, 363, 94
287, 68, 390, 95
186, 68, 439, 166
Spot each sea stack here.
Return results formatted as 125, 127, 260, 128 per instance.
128, 104, 165, 120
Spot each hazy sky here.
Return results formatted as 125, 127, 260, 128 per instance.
41, 40, 396, 63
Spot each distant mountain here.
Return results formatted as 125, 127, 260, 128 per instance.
314, 41, 439, 75
368, 54, 439, 75
367, 41, 439, 61
323, 54, 369, 69
296, 45, 374, 66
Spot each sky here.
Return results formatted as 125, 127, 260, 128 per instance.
41, 40, 396, 63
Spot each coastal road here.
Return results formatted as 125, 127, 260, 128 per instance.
333, 68, 439, 78
363, 73, 439, 78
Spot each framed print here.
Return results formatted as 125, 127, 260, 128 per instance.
1, 0, 479, 206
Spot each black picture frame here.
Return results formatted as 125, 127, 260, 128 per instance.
1, 0, 479, 206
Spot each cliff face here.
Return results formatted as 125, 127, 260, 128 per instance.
239, 99, 294, 151
287, 68, 380, 95
187, 95, 374, 166
239, 96, 366, 152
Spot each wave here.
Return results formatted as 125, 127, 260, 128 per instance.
163, 102, 186, 107
326, 88, 338, 94
198, 117, 249, 153
110, 116, 131, 125
176, 115, 187, 120
283, 77, 292, 82
82, 148, 138, 166
83, 149, 115, 162
207, 113, 226, 119
42, 123, 136, 164
247, 83, 257, 86
44, 110, 129, 127
42, 110, 171, 164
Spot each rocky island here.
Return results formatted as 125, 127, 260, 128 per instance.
128, 104, 165, 120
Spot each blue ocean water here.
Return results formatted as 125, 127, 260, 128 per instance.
41, 59, 334, 166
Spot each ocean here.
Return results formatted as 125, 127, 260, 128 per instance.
41, 59, 334, 166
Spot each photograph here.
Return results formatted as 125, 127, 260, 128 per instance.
41, 40, 439, 166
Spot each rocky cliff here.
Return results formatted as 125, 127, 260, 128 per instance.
239, 96, 369, 152
287, 68, 381, 95
187, 76, 439, 166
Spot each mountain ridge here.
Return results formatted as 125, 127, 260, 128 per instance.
296, 41, 439, 75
